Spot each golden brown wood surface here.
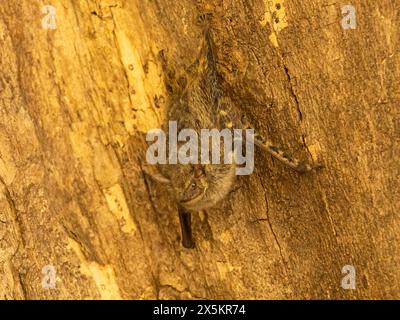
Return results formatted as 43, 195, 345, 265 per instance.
0, 0, 399, 299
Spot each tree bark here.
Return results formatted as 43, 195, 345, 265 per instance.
0, 0, 399, 299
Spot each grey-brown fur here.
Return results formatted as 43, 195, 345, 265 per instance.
157, 15, 236, 214
148, 14, 320, 248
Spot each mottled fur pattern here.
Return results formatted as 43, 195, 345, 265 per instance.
158, 16, 236, 212
149, 14, 320, 247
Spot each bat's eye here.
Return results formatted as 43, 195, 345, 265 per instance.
180, 180, 202, 204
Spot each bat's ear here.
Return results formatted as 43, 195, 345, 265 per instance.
141, 164, 170, 184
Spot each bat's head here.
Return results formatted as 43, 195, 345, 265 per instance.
161, 162, 236, 211
179, 164, 209, 206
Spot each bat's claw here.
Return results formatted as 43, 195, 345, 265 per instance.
197, 13, 213, 26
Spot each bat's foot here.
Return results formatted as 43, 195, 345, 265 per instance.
197, 13, 213, 26
295, 161, 324, 173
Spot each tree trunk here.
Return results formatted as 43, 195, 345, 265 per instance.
0, 0, 399, 299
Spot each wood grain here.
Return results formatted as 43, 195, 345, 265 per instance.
0, 0, 399, 299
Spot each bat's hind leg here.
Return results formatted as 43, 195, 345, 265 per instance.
254, 135, 323, 173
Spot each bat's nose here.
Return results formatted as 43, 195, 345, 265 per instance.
180, 186, 203, 204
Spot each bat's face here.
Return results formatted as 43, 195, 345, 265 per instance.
179, 164, 209, 207
160, 163, 207, 208
162, 162, 235, 211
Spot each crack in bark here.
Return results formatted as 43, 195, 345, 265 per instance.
282, 63, 303, 122
256, 173, 288, 275
281, 60, 316, 166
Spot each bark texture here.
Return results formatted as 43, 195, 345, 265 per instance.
0, 0, 399, 299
